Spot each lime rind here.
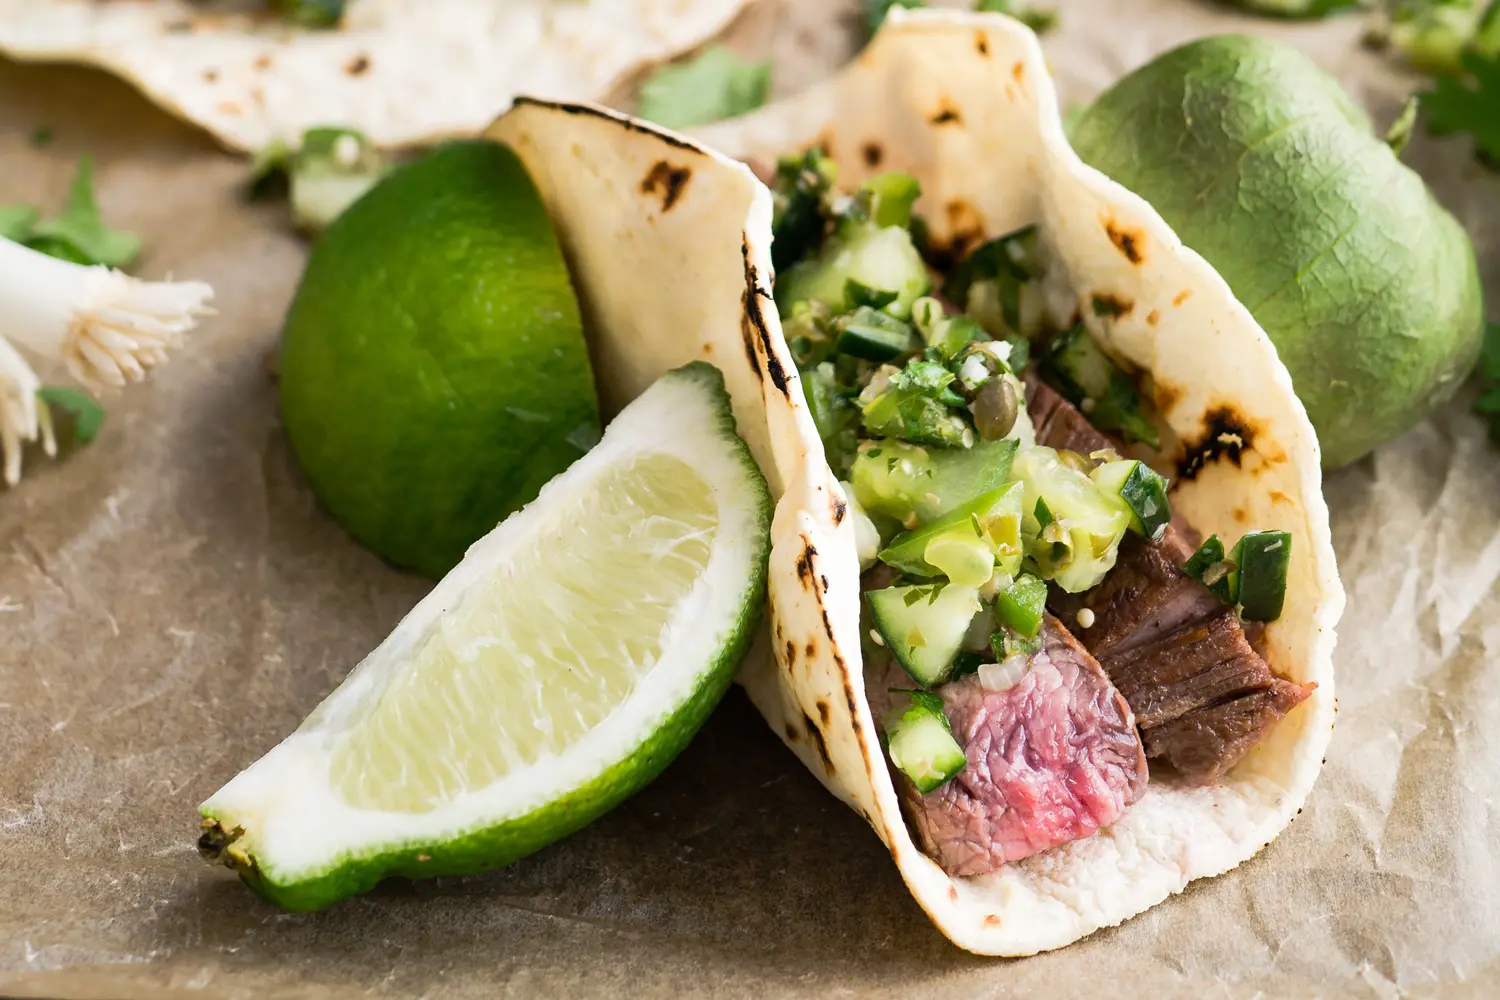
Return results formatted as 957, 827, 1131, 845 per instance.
201, 363, 770, 910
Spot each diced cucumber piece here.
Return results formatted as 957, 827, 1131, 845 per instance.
883, 690, 966, 793
921, 536, 996, 587
775, 221, 931, 316
835, 306, 917, 361
878, 481, 1024, 584
844, 279, 899, 310
866, 583, 983, 688
1183, 533, 1235, 604
1091, 459, 1172, 541
865, 172, 922, 228
994, 573, 1047, 638
1234, 530, 1291, 622
1039, 325, 1159, 449
851, 437, 1018, 525
1011, 445, 1131, 593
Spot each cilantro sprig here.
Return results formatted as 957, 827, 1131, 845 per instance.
0, 157, 140, 268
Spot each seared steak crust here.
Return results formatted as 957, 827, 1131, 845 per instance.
1103, 609, 1274, 728
1141, 677, 1315, 784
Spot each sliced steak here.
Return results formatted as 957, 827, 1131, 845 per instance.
1025, 372, 1313, 785
1051, 527, 1219, 659
1026, 376, 1116, 457
1102, 609, 1281, 729
1141, 677, 1315, 784
875, 616, 1147, 877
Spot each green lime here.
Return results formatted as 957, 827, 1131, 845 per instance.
201, 364, 771, 911
279, 140, 600, 578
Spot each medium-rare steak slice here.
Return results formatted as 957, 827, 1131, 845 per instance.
873, 616, 1148, 877
1141, 677, 1315, 784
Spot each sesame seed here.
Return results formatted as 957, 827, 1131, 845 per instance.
869, 629, 886, 647
1076, 608, 1096, 628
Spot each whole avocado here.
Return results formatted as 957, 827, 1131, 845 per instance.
1071, 35, 1483, 468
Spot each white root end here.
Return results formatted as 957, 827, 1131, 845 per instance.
0, 237, 215, 485
62, 270, 214, 393
0, 336, 42, 487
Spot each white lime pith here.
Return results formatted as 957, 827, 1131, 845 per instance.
200, 363, 770, 910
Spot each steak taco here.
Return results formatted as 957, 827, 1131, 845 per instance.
696, 9, 1345, 954
0, 0, 752, 151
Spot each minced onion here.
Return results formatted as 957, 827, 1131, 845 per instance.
979, 654, 1032, 691
957, 352, 990, 391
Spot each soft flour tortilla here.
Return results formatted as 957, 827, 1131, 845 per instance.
0, 0, 753, 151
694, 9, 1346, 955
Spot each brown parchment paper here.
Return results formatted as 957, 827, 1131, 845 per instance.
2, 1, 1498, 997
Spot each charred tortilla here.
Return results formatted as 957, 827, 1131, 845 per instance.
695, 9, 1344, 955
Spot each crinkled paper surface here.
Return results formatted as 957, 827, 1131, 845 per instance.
1, 1, 1498, 997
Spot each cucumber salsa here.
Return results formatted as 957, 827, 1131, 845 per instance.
771, 153, 1297, 803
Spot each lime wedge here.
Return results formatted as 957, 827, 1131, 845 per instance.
199, 363, 770, 911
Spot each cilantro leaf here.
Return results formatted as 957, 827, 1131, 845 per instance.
1423, 51, 1500, 164
636, 47, 772, 130
37, 387, 105, 444
1477, 321, 1500, 442
26, 157, 140, 268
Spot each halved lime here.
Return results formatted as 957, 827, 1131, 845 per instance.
200, 363, 770, 911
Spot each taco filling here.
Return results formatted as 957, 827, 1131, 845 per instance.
768, 152, 1315, 877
